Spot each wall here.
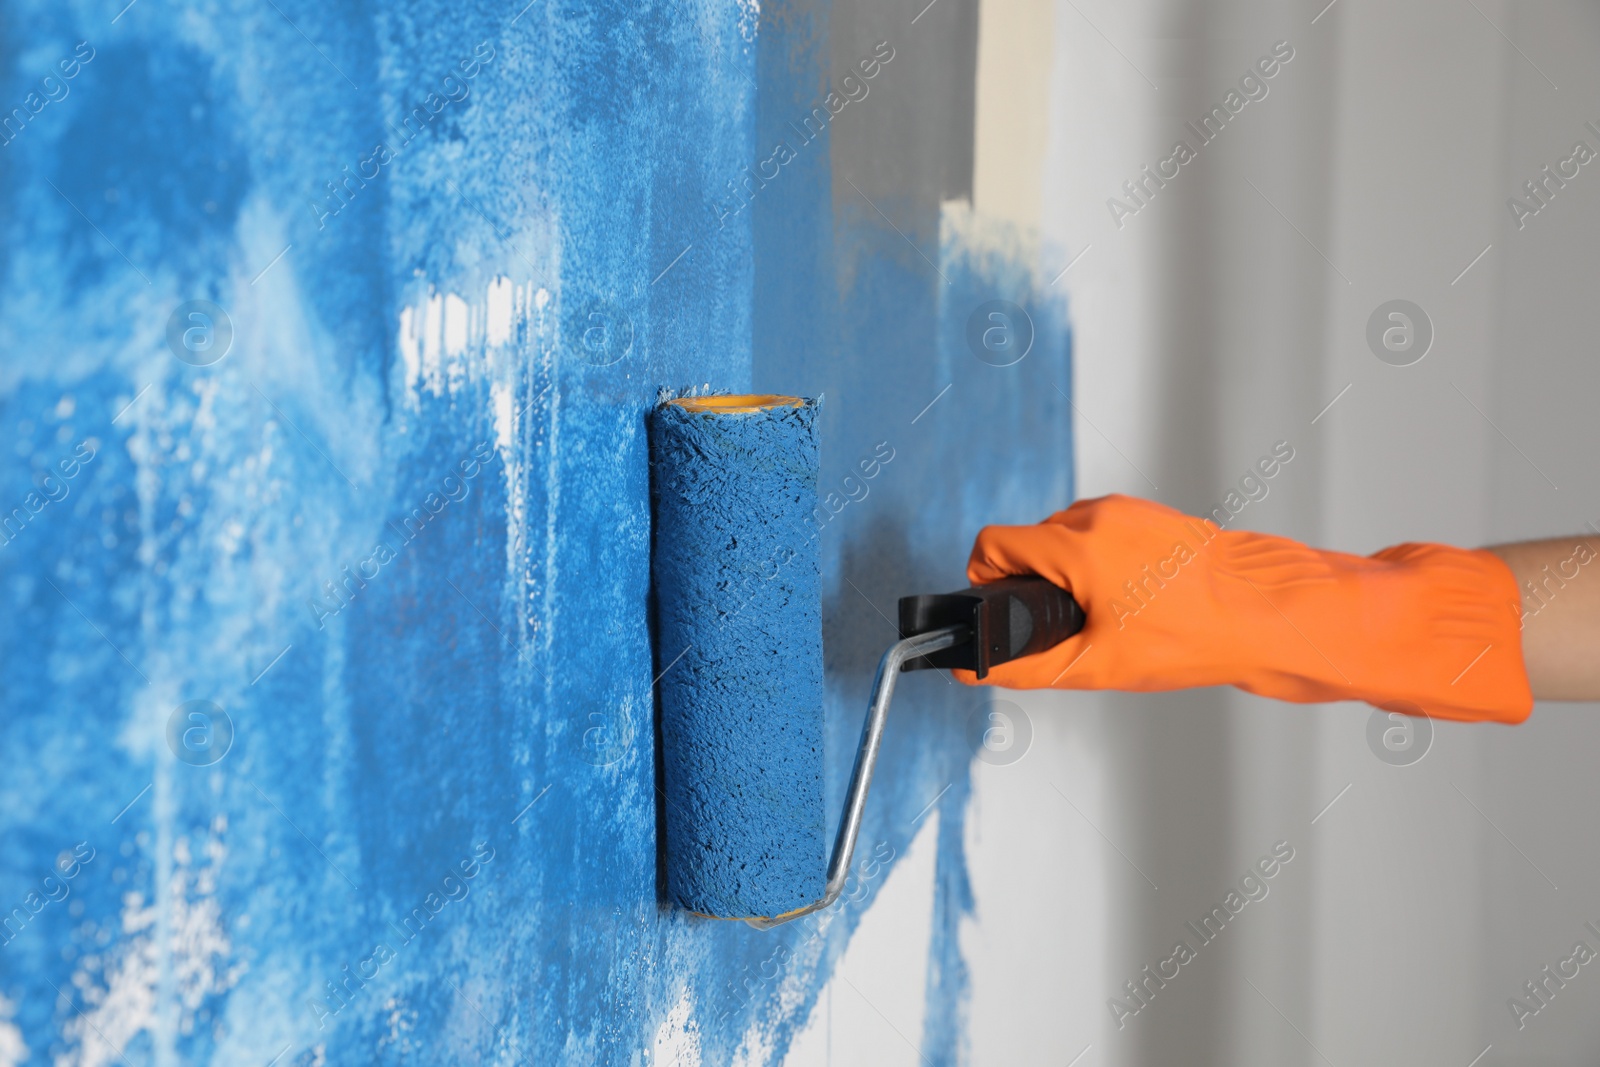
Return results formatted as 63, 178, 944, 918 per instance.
0, 1, 1070, 1065
1020, 0, 1600, 1064
13, 0, 1593, 1063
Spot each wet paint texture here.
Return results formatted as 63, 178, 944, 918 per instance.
648, 398, 825, 919
0, 1, 1070, 1064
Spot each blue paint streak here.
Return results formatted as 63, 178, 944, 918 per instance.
649, 398, 826, 919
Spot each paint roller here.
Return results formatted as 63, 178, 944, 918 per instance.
648, 394, 1085, 926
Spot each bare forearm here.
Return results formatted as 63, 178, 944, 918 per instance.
1487, 536, 1600, 701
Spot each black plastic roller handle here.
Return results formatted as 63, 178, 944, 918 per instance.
897, 576, 1086, 680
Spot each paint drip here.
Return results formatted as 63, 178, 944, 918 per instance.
647, 394, 826, 918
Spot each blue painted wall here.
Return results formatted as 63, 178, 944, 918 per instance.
0, 2, 1069, 1063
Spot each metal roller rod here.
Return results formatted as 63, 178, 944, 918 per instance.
746, 624, 968, 930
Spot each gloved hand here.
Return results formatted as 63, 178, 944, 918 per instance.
960, 494, 1532, 723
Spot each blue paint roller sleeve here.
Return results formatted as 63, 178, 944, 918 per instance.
648, 394, 827, 919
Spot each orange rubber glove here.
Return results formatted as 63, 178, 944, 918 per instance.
960, 495, 1532, 723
